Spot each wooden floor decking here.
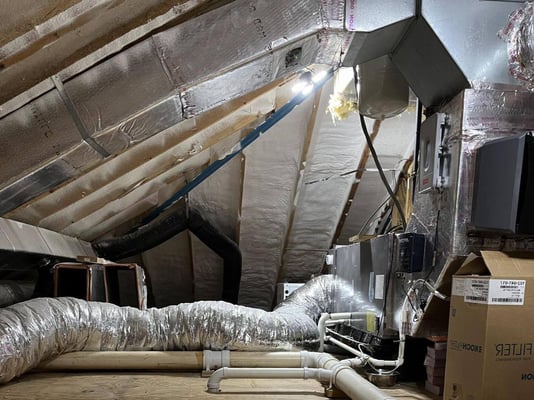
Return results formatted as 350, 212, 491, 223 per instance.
0, 372, 441, 400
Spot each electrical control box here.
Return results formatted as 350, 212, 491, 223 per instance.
395, 232, 426, 273
419, 113, 449, 193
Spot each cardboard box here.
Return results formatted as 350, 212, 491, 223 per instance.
444, 251, 534, 400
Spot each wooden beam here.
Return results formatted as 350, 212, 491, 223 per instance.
331, 119, 382, 246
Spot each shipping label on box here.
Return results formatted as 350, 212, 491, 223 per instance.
455, 278, 526, 305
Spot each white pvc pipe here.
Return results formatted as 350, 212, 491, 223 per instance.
207, 367, 332, 393
332, 364, 395, 400
36, 349, 393, 400
37, 351, 204, 370
38, 351, 304, 371
318, 312, 374, 351
206, 352, 394, 400
326, 337, 399, 367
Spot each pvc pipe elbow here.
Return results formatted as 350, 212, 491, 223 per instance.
206, 367, 226, 393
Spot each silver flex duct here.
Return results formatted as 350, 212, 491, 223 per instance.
0, 274, 361, 383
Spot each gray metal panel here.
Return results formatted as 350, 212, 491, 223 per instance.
0, 217, 95, 260
0, 218, 51, 255
64, 39, 175, 135
333, 244, 361, 313
368, 235, 392, 330
77, 239, 97, 258
344, 0, 415, 32
332, 242, 381, 327
40, 228, 92, 259
392, 18, 470, 107
471, 134, 526, 233
342, 19, 413, 66
0, 225, 13, 251
422, 0, 520, 86
418, 113, 445, 193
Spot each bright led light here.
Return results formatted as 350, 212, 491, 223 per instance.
292, 80, 308, 93
312, 70, 328, 83
301, 84, 314, 95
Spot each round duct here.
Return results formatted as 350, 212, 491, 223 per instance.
357, 55, 409, 120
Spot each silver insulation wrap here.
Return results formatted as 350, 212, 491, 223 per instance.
0, 274, 357, 384
500, 2, 534, 90
408, 88, 534, 281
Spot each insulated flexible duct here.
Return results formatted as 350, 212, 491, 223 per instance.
92, 207, 241, 303
0, 274, 356, 384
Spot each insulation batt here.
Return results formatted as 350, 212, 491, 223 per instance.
0, 275, 355, 384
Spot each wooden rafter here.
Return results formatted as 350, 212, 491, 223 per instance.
331, 119, 382, 246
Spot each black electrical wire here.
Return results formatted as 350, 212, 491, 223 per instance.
358, 113, 407, 230
357, 196, 391, 235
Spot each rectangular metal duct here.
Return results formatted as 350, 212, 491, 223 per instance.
392, 18, 470, 108
342, 0, 522, 108
0, 217, 95, 260
393, 0, 520, 108
342, 0, 415, 66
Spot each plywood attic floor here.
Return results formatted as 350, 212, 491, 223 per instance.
0, 372, 441, 400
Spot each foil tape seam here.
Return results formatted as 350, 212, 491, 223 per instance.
51, 75, 110, 158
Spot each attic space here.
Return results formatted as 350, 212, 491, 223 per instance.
2, 1, 534, 400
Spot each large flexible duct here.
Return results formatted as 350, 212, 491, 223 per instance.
0, 274, 358, 384
92, 207, 241, 303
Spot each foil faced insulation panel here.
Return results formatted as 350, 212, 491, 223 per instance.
0, 0, 345, 216
152, 0, 324, 87
63, 39, 175, 136
0, 89, 103, 215
238, 92, 315, 310
0, 89, 82, 185
181, 35, 322, 117
189, 134, 243, 302
281, 80, 365, 283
